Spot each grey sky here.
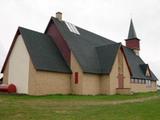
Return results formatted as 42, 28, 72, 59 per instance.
0, 0, 159, 83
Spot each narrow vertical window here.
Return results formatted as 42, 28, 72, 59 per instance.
75, 72, 79, 84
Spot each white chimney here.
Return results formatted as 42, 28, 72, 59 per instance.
56, 12, 62, 21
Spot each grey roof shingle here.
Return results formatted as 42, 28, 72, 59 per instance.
19, 27, 71, 73
127, 19, 138, 39
96, 43, 121, 74
5, 17, 156, 81
123, 46, 157, 80
51, 17, 118, 74
50, 17, 157, 80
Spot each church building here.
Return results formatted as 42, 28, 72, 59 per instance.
1, 12, 158, 95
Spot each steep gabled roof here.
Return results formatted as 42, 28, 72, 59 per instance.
19, 27, 71, 73
123, 46, 157, 80
1, 27, 71, 73
49, 17, 119, 74
45, 17, 157, 79
96, 43, 121, 74
1, 16, 158, 81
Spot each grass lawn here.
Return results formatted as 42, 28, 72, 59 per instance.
0, 92, 160, 120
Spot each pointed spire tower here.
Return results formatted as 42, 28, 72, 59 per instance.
125, 19, 140, 56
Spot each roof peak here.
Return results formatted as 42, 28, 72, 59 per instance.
127, 19, 138, 39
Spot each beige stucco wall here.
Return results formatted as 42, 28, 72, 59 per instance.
2, 36, 157, 95
109, 49, 131, 95
2, 60, 9, 84
70, 52, 110, 95
8, 35, 29, 94
109, 51, 118, 95
28, 60, 71, 95
82, 74, 100, 95
122, 53, 131, 89
70, 53, 83, 94
131, 81, 157, 93
100, 75, 110, 94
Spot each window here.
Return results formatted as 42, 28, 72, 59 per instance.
131, 79, 134, 83
142, 80, 145, 84
148, 80, 151, 86
139, 79, 141, 84
135, 79, 138, 83
146, 68, 151, 77
65, 22, 80, 35
146, 80, 151, 87
75, 72, 79, 84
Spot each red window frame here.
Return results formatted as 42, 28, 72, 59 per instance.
75, 72, 79, 84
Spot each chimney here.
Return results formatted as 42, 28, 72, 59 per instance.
56, 12, 62, 21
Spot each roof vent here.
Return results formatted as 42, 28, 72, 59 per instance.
56, 12, 62, 21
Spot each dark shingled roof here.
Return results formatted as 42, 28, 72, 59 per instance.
51, 17, 118, 74
127, 19, 138, 39
96, 43, 121, 74
3, 17, 156, 81
19, 27, 71, 73
50, 17, 157, 80
123, 46, 157, 80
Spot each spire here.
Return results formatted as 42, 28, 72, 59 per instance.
128, 19, 138, 39
125, 19, 140, 56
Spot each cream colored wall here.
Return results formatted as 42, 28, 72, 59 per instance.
70, 52, 110, 95
109, 49, 131, 95
28, 60, 71, 95
8, 35, 29, 94
100, 75, 110, 94
82, 74, 100, 95
70, 52, 83, 94
131, 81, 157, 93
122, 54, 131, 89
109, 52, 118, 95
2, 61, 9, 84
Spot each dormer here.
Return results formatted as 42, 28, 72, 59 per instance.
140, 64, 151, 77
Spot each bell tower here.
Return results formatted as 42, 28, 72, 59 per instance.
125, 19, 140, 56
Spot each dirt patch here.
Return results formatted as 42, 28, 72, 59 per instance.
20, 96, 159, 107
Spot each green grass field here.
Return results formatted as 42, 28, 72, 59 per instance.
0, 92, 160, 120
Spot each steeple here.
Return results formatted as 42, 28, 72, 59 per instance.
125, 19, 140, 56
128, 19, 137, 39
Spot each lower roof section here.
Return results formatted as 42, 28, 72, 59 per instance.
123, 46, 158, 81
19, 27, 72, 73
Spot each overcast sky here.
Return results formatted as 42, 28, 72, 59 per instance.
0, 0, 159, 83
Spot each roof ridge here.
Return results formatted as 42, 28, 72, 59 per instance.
51, 17, 116, 44
96, 42, 121, 49
18, 26, 45, 35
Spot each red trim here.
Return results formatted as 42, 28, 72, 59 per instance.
75, 72, 79, 84
1, 29, 20, 73
45, 20, 71, 65
125, 39, 140, 50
